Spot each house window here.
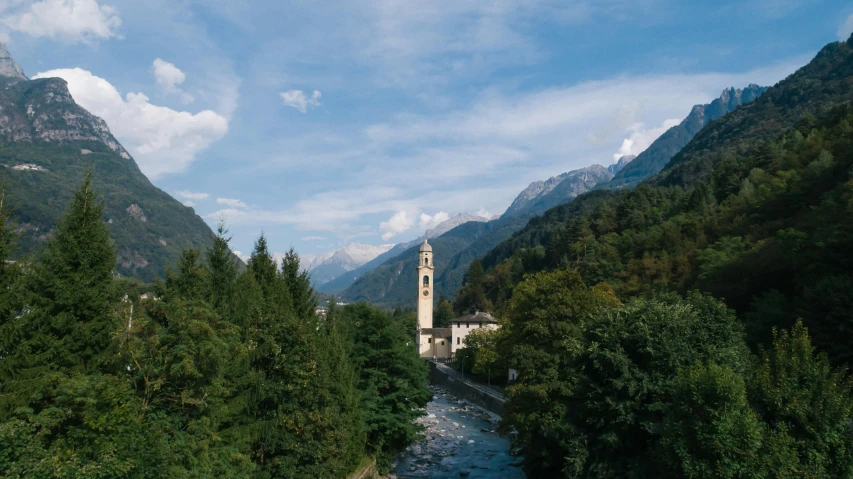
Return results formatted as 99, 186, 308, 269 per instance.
457, 337, 460, 345
423, 275, 429, 287
479, 322, 483, 327
441, 341, 444, 345
466, 322, 469, 328
428, 338, 432, 343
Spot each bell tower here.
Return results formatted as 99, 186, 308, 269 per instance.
417, 238, 434, 334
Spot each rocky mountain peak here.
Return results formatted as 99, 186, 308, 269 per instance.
425, 212, 491, 239
0, 42, 27, 80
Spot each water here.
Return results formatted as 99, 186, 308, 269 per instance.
390, 386, 525, 478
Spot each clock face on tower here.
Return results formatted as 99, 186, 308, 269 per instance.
422, 289, 430, 297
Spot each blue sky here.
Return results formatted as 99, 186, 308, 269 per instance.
2, 0, 852, 258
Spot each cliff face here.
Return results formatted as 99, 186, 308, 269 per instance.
0, 76, 133, 162
504, 164, 616, 218
0, 46, 214, 281
0, 42, 26, 80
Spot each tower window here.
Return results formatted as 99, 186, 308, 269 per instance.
423, 275, 429, 287
457, 337, 460, 345
425, 257, 429, 265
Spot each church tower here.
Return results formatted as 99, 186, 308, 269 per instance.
417, 238, 434, 336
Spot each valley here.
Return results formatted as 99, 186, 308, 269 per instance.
2, 5, 853, 479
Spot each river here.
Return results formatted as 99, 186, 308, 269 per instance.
389, 385, 525, 479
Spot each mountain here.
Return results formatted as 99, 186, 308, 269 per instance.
0, 43, 215, 281
503, 164, 616, 218
461, 34, 853, 365
338, 214, 530, 307
602, 84, 768, 190
316, 242, 410, 295
302, 242, 395, 285
607, 154, 635, 174
425, 212, 490, 238
314, 212, 492, 294
653, 38, 853, 188
0, 43, 26, 80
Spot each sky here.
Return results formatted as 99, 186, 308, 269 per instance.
1, 0, 852, 258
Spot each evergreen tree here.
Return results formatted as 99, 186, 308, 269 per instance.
434, 295, 455, 328
206, 221, 238, 314
0, 182, 18, 341
281, 248, 315, 318
1, 174, 119, 418
247, 233, 279, 299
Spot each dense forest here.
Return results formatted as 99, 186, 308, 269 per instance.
0, 175, 430, 478
446, 36, 853, 478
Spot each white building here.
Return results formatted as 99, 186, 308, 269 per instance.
416, 238, 500, 360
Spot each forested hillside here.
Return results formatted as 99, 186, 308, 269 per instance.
0, 177, 429, 477
340, 214, 529, 307
448, 35, 853, 478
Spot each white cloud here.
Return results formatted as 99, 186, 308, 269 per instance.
183, 200, 196, 207
33, 68, 229, 178
380, 211, 412, 240
280, 89, 321, 113
476, 207, 498, 220
419, 211, 449, 230
839, 13, 853, 41
175, 190, 210, 200
612, 118, 680, 161
2, 0, 121, 42
208, 58, 806, 241
216, 197, 247, 209
152, 58, 185, 91
301, 235, 327, 241
232, 250, 250, 263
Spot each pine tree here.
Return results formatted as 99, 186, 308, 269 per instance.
206, 221, 238, 314
281, 248, 315, 318
0, 182, 17, 327
1, 173, 119, 418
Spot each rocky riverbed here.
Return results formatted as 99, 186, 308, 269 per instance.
388, 385, 525, 479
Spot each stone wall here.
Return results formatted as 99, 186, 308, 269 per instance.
427, 361, 505, 415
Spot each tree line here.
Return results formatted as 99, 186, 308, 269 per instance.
0, 175, 430, 478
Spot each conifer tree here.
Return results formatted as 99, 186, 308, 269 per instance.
206, 221, 238, 314
247, 233, 278, 299
0, 182, 17, 327
281, 248, 315, 318
1, 173, 118, 419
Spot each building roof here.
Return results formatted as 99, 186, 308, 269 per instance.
452, 311, 499, 324
421, 327, 452, 338
419, 238, 432, 252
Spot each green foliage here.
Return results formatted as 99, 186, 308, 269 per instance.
340, 303, 431, 472
453, 259, 493, 314
661, 363, 780, 478
459, 327, 501, 383
433, 294, 454, 328
747, 322, 853, 477
0, 178, 429, 477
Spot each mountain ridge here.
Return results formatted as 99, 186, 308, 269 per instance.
0, 44, 216, 281
602, 83, 768, 190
